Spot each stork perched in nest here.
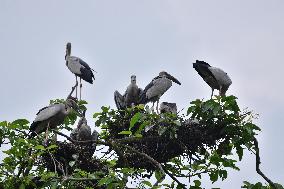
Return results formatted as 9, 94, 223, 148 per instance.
29, 85, 82, 142
114, 75, 143, 110
65, 42, 95, 100
139, 71, 181, 113
193, 60, 232, 98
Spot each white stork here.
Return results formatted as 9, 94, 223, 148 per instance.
139, 71, 181, 113
65, 42, 95, 100
193, 60, 232, 98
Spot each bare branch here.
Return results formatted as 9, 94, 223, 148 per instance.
253, 137, 276, 189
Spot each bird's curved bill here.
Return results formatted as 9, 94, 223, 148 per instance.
167, 73, 181, 85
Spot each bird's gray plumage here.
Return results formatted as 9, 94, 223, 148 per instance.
65, 42, 95, 100
139, 71, 181, 112
160, 102, 177, 114
70, 117, 92, 141
29, 98, 79, 138
66, 56, 95, 84
114, 90, 125, 110
114, 75, 143, 110
124, 75, 143, 107
193, 60, 232, 97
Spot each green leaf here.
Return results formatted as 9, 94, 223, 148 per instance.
118, 130, 132, 135
193, 180, 201, 186
129, 112, 141, 130
141, 180, 152, 187
236, 146, 244, 161
19, 183, 25, 189
93, 112, 101, 118
209, 171, 219, 183
12, 119, 29, 126
34, 145, 45, 150
154, 170, 165, 183
46, 144, 58, 150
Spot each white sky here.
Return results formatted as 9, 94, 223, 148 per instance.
0, 0, 283, 188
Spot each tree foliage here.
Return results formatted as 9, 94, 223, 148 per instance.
0, 96, 282, 188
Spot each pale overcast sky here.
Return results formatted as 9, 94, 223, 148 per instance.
0, 0, 283, 188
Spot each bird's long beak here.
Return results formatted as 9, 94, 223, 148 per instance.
166, 73, 181, 85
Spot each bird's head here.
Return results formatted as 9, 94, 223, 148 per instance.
159, 71, 181, 85
77, 117, 87, 128
65, 97, 82, 116
65, 42, 72, 60
131, 75, 136, 84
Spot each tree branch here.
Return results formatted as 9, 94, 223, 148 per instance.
162, 165, 187, 189
253, 137, 276, 189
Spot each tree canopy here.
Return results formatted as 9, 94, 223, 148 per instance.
0, 95, 282, 189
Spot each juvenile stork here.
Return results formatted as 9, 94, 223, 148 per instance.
160, 102, 177, 114
193, 60, 232, 98
65, 42, 95, 100
139, 71, 181, 113
29, 87, 82, 140
70, 110, 99, 151
70, 110, 92, 141
114, 75, 143, 110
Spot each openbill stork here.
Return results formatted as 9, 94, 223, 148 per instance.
70, 110, 99, 151
65, 42, 95, 100
160, 102, 177, 114
139, 71, 181, 113
114, 75, 143, 110
193, 60, 232, 98
29, 85, 82, 140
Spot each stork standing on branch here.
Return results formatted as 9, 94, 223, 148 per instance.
65, 42, 95, 100
29, 85, 82, 142
114, 75, 143, 110
193, 60, 232, 98
139, 71, 181, 113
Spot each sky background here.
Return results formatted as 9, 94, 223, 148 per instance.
0, 0, 283, 188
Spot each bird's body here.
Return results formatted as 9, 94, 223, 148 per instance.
114, 75, 142, 110
29, 99, 79, 138
65, 43, 95, 100
70, 117, 92, 141
139, 71, 181, 113
66, 56, 95, 84
193, 60, 232, 97
124, 75, 143, 107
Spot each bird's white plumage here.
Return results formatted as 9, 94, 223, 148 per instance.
66, 56, 84, 75
208, 67, 232, 87
146, 77, 172, 99
34, 104, 66, 122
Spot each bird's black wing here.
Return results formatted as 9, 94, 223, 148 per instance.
138, 78, 157, 104
114, 91, 125, 110
79, 58, 92, 70
193, 61, 219, 89
36, 106, 49, 115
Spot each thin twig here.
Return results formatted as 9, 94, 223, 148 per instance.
162, 165, 187, 189
253, 137, 276, 189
